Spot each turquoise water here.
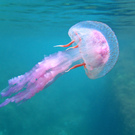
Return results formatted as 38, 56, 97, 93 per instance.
0, 0, 135, 135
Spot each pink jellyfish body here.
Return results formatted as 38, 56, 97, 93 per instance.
0, 21, 119, 107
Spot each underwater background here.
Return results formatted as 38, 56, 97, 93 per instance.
0, 0, 135, 135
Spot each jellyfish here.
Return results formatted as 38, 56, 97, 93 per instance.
0, 21, 119, 107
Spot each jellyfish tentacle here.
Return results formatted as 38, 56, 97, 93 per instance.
54, 40, 75, 48
66, 63, 86, 72
66, 45, 79, 50
66, 30, 81, 50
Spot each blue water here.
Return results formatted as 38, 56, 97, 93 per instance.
0, 0, 135, 135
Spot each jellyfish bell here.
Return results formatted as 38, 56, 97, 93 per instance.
68, 21, 119, 79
